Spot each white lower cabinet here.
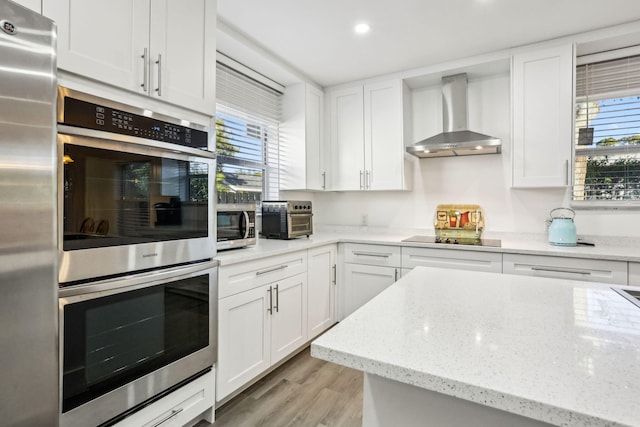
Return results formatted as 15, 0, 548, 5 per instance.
217, 272, 307, 401
113, 369, 215, 427
629, 262, 640, 286
340, 243, 401, 319
342, 263, 398, 319
402, 247, 503, 273
503, 253, 627, 285
307, 244, 337, 339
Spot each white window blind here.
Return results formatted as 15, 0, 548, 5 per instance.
215, 62, 281, 204
573, 53, 640, 203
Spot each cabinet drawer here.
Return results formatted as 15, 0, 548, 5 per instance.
629, 262, 640, 286
342, 243, 401, 267
402, 247, 502, 273
115, 370, 214, 427
503, 254, 627, 285
219, 251, 307, 298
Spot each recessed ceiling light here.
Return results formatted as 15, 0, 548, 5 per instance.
354, 23, 370, 34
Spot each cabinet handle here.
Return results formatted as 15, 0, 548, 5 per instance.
332, 264, 337, 285
256, 264, 288, 276
149, 408, 183, 427
359, 170, 364, 190
564, 159, 569, 186
140, 48, 149, 93
322, 171, 326, 190
531, 266, 591, 275
394, 268, 398, 281
274, 284, 279, 313
155, 54, 162, 96
267, 286, 273, 315
366, 170, 370, 190
352, 251, 391, 258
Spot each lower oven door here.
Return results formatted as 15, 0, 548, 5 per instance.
59, 260, 218, 427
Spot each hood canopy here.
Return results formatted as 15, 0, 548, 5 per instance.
406, 73, 501, 158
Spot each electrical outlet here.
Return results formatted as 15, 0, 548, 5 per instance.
361, 214, 368, 226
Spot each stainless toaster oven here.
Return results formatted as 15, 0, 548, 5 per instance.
261, 200, 312, 239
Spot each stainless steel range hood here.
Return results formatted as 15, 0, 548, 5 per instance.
406, 73, 501, 158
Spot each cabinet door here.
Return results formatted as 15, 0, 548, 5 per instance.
364, 79, 405, 190
512, 44, 574, 187
342, 263, 397, 319
329, 85, 365, 191
305, 85, 326, 190
401, 247, 502, 273
503, 253, 627, 285
629, 262, 640, 286
44, 0, 150, 93
13, 0, 41, 13
217, 285, 271, 401
270, 273, 308, 365
149, 0, 216, 115
307, 245, 337, 339
280, 83, 325, 191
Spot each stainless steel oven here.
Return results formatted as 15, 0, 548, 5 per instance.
216, 203, 256, 250
59, 260, 218, 427
57, 87, 216, 284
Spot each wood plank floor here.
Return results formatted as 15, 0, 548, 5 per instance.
198, 346, 363, 427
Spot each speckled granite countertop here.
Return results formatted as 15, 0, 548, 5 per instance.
214, 228, 640, 266
311, 266, 640, 427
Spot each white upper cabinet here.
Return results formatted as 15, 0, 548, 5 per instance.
328, 78, 411, 191
328, 85, 364, 191
149, 0, 216, 115
43, 0, 216, 115
511, 43, 574, 187
13, 0, 41, 13
281, 83, 326, 191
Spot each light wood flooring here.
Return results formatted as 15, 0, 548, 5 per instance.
198, 346, 363, 427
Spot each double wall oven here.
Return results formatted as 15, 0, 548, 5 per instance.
57, 87, 217, 427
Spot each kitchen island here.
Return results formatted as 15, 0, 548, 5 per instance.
311, 266, 640, 427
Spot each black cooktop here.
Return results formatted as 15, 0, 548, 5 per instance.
401, 235, 502, 247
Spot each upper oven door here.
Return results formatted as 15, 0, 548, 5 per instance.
58, 131, 216, 284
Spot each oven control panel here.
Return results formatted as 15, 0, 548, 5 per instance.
61, 97, 208, 149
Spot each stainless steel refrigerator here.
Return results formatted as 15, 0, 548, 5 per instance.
0, 1, 58, 426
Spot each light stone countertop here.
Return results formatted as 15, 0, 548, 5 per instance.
310, 266, 640, 427
214, 227, 640, 266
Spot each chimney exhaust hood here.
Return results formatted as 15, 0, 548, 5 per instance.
406, 73, 501, 158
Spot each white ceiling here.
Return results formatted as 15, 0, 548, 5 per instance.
217, 0, 640, 87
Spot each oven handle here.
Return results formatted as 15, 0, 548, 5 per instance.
59, 260, 218, 300
58, 125, 217, 160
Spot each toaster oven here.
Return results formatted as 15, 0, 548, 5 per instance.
261, 200, 313, 239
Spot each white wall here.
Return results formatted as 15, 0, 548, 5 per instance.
284, 73, 640, 238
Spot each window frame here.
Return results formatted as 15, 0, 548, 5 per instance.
571, 45, 640, 209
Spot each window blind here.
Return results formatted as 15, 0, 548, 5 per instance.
215, 62, 281, 204
573, 53, 640, 202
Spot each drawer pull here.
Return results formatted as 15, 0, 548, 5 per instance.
531, 266, 592, 275
352, 251, 391, 258
256, 264, 288, 276
150, 408, 183, 427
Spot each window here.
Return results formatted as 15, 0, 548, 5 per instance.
573, 50, 640, 205
215, 61, 282, 205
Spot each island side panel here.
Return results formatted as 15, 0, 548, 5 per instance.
362, 373, 554, 427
